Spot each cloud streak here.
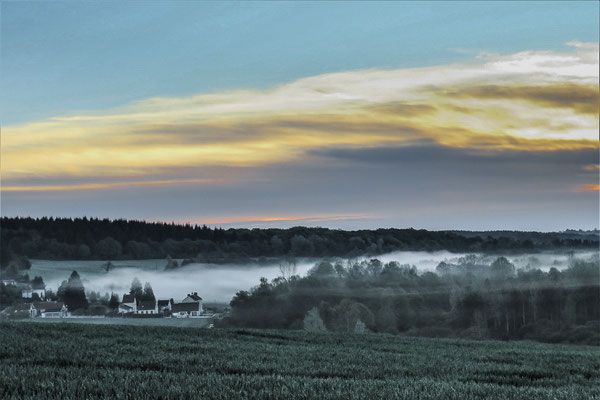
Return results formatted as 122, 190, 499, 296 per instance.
1, 42, 598, 192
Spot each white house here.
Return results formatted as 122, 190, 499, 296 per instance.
181, 292, 203, 313
35, 302, 69, 318
22, 285, 46, 300
1, 279, 17, 287
136, 300, 158, 315
118, 294, 137, 314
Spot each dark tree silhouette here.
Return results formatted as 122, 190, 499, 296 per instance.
141, 282, 155, 301
108, 293, 120, 309
63, 271, 88, 311
129, 277, 143, 302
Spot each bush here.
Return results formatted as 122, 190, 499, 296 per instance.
88, 304, 109, 316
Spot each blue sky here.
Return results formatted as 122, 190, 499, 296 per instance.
1, 1, 599, 230
2, 1, 598, 124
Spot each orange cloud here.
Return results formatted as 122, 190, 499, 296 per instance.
1, 178, 231, 192
183, 214, 367, 225
576, 184, 600, 192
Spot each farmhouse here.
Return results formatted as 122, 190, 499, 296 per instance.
171, 292, 203, 318
35, 302, 69, 318
136, 300, 158, 315
118, 294, 137, 314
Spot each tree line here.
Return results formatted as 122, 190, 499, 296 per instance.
2, 217, 597, 269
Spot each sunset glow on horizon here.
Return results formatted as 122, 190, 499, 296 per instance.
181, 214, 369, 226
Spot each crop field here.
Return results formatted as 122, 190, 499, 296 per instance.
0, 322, 598, 400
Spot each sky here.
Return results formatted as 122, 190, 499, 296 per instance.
1, 1, 599, 231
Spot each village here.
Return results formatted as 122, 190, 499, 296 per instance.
0, 277, 219, 320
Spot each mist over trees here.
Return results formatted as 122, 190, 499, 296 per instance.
108, 293, 120, 310
1, 217, 597, 269
141, 282, 156, 302
0, 268, 119, 316
129, 278, 143, 302
224, 254, 600, 345
58, 271, 89, 311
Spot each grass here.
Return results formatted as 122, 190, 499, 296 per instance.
1, 322, 598, 399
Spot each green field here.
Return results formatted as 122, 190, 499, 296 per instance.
1, 323, 598, 399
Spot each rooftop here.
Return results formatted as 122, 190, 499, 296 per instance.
186, 292, 203, 301
14, 303, 35, 311
138, 300, 156, 310
34, 302, 65, 312
122, 294, 135, 303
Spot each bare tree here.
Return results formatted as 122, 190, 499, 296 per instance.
279, 258, 297, 281
102, 261, 113, 272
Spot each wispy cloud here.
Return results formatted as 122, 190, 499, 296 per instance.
1, 42, 598, 191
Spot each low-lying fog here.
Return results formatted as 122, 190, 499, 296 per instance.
29, 250, 599, 303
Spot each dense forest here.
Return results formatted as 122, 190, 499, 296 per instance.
1, 217, 598, 270
224, 254, 600, 345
